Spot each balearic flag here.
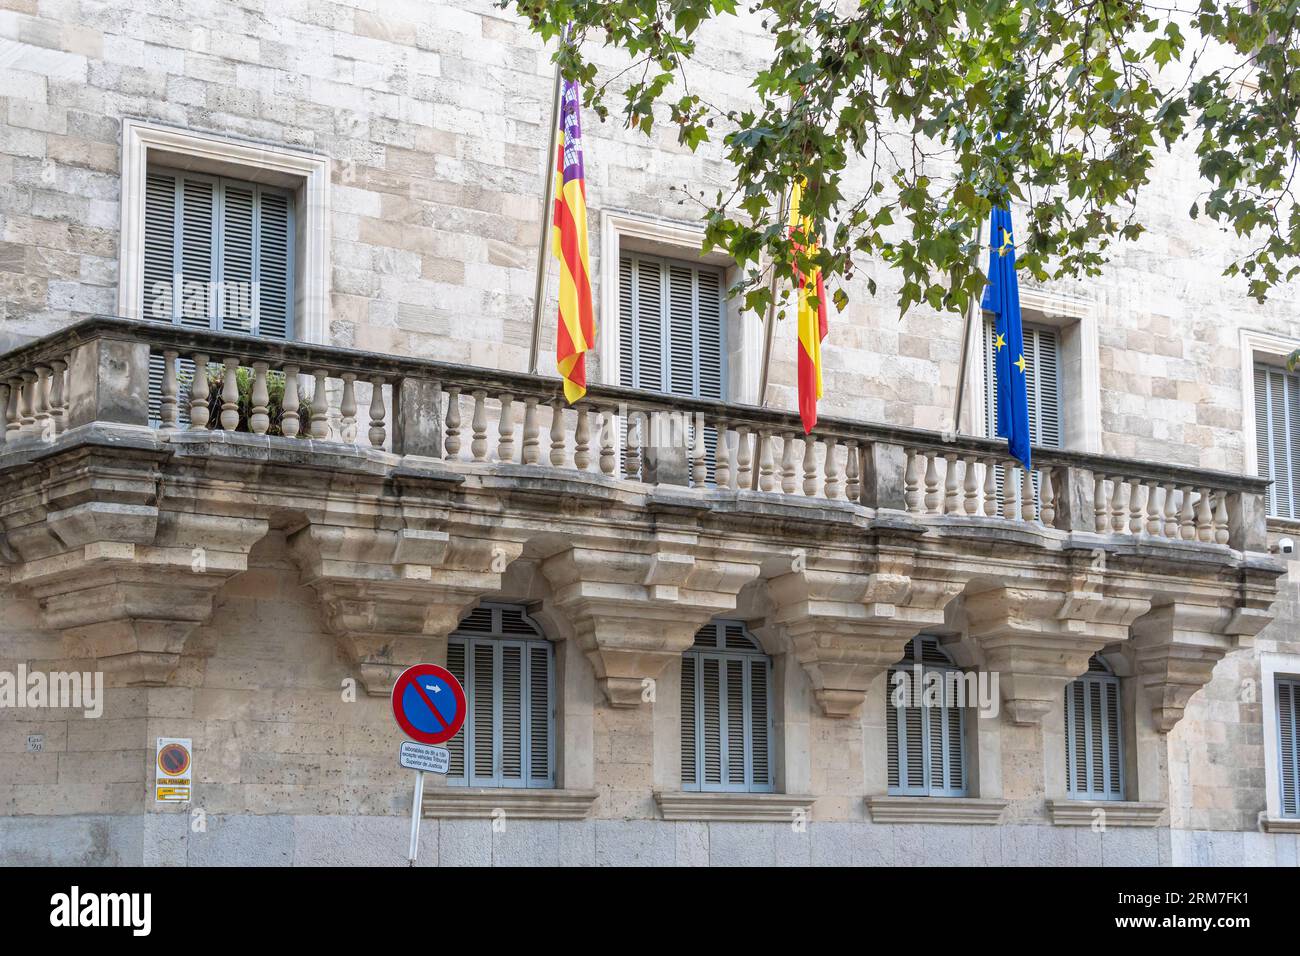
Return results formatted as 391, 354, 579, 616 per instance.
789, 180, 828, 434
981, 205, 1032, 469
552, 78, 595, 403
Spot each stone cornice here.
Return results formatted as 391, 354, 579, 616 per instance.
654, 790, 816, 822
421, 788, 598, 820
866, 796, 1009, 825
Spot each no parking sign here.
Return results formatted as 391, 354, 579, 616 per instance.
391, 663, 466, 865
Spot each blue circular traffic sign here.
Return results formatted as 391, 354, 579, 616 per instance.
391, 663, 466, 745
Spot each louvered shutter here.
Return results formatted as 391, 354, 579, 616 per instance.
1278, 677, 1299, 817
179, 176, 217, 329
1064, 656, 1125, 799
887, 637, 968, 797
681, 620, 773, 792
220, 180, 256, 334
143, 171, 177, 322
447, 605, 554, 789
1255, 364, 1300, 518
256, 188, 293, 339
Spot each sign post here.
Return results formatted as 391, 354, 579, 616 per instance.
390, 663, 466, 866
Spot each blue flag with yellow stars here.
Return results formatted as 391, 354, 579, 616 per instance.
981, 205, 1032, 470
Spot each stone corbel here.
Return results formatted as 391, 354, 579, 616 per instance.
540, 541, 761, 707
13, 507, 268, 685
964, 571, 1151, 725
1129, 602, 1235, 734
288, 523, 522, 695
766, 550, 965, 718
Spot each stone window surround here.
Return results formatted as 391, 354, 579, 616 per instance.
597, 210, 763, 404
1260, 650, 1300, 831
117, 118, 331, 344
963, 286, 1101, 454
1239, 328, 1300, 481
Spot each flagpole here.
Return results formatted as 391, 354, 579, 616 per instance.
528, 63, 564, 376
755, 188, 791, 409
951, 218, 983, 437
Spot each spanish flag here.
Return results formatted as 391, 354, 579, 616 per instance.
789, 180, 827, 434
552, 78, 595, 403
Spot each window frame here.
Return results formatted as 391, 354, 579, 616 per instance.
1064, 656, 1126, 802
1276, 675, 1300, 819
681, 620, 775, 794
445, 604, 556, 790
887, 636, 969, 798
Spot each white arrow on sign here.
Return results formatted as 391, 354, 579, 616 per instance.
399, 740, 451, 775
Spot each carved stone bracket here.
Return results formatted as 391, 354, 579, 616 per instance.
541, 540, 761, 707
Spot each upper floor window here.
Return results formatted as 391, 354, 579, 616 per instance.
681, 620, 773, 793
143, 167, 295, 339
1064, 655, 1124, 801
887, 636, 967, 797
445, 604, 554, 789
1277, 676, 1299, 818
983, 317, 1062, 448
1253, 362, 1300, 518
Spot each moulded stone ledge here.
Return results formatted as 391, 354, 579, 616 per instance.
1046, 799, 1166, 827
866, 795, 1008, 825
1261, 817, 1300, 834
420, 788, 598, 820
654, 790, 816, 822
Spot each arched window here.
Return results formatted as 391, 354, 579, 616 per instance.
1064, 654, 1124, 800
445, 603, 554, 789
887, 637, 967, 797
681, 620, 773, 792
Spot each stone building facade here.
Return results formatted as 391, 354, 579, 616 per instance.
0, 0, 1297, 866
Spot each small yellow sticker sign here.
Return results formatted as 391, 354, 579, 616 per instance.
155, 737, 192, 803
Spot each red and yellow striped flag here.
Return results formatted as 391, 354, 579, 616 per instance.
789, 180, 827, 434
552, 78, 595, 403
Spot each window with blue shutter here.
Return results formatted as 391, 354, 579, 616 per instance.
887, 637, 967, 797
1277, 677, 1300, 818
1064, 655, 1125, 800
144, 167, 295, 423
681, 620, 773, 793
619, 251, 725, 483
445, 604, 555, 789
982, 317, 1061, 513
1254, 363, 1300, 518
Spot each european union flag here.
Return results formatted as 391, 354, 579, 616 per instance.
981, 205, 1032, 470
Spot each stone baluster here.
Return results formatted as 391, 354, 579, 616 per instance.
32, 364, 50, 438
0, 382, 8, 443
904, 448, 921, 512
1179, 484, 1196, 540
1020, 466, 1034, 522
220, 358, 240, 431
340, 373, 358, 443
309, 370, 329, 439
963, 455, 979, 515
574, 407, 591, 470
1108, 476, 1126, 533
496, 393, 515, 462
1001, 463, 1018, 519
1214, 491, 1230, 545
190, 356, 210, 430
823, 438, 840, 499
522, 397, 539, 465
781, 434, 798, 495
735, 426, 753, 490
924, 452, 941, 514
802, 436, 818, 497
1144, 480, 1161, 536
1127, 477, 1143, 534
690, 416, 706, 486
983, 458, 997, 516
158, 351, 178, 433
1040, 466, 1056, 527
549, 400, 566, 467
599, 407, 616, 476
249, 362, 271, 435
5, 377, 20, 436
1094, 475, 1108, 532
715, 422, 731, 489
281, 366, 300, 438
943, 452, 959, 514
51, 357, 68, 435
470, 390, 488, 461
1195, 487, 1213, 543
627, 412, 643, 480
368, 376, 386, 448
845, 441, 860, 503
443, 386, 462, 458
1163, 483, 1179, 538
17, 371, 35, 434
758, 431, 776, 493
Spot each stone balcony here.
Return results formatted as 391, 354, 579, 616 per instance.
0, 317, 1282, 735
